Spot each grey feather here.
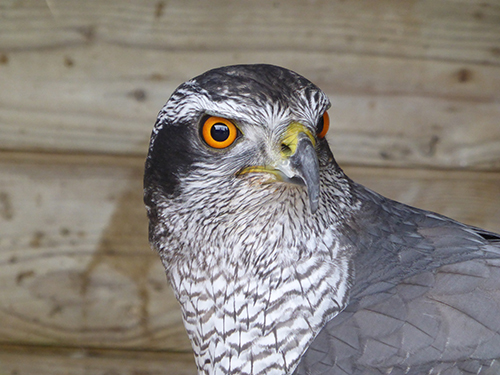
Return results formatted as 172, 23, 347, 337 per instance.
294, 184, 500, 375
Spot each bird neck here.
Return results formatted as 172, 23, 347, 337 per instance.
168, 239, 351, 375
151, 164, 357, 374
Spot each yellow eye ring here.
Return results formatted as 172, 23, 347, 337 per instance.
201, 116, 238, 149
317, 111, 330, 139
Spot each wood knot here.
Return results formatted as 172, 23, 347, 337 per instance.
130, 89, 147, 102
0, 53, 8, 65
456, 68, 473, 83
64, 56, 74, 67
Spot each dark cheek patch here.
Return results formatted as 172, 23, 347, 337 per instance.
144, 120, 196, 201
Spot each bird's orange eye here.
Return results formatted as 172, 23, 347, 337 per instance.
316, 111, 330, 139
201, 116, 238, 149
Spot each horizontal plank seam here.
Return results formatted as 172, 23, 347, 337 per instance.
1, 41, 500, 67
0, 342, 193, 356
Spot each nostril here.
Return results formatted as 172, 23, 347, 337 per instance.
281, 143, 292, 155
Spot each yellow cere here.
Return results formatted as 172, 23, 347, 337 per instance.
280, 122, 316, 157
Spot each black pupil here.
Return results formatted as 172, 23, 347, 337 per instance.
316, 116, 324, 135
211, 123, 230, 142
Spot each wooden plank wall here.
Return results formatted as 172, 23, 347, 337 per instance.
0, 1, 499, 373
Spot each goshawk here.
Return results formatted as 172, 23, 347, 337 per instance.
144, 64, 500, 375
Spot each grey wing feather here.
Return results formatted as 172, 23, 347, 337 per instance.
294, 183, 500, 375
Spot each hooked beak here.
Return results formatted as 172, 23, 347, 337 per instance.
238, 123, 320, 213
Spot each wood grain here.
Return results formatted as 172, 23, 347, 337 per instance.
0, 153, 191, 351
2, 0, 499, 65
0, 153, 499, 351
0, 345, 196, 375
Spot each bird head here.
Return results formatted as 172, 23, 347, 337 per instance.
144, 64, 337, 218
